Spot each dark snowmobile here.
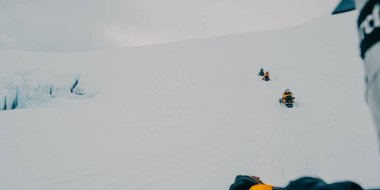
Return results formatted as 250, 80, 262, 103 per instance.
279, 95, 295, 108
258, 69, 265, 77
262, 75, 270, 81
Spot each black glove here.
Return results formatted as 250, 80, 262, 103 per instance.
229, 175, 262, 190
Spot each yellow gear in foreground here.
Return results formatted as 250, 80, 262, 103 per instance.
249, 184, 273, 190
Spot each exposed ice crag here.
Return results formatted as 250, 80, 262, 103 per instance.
0, 70, 94, 110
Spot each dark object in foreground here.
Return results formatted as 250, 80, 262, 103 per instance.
229, 175, 376, 190
229, 176, 264, 190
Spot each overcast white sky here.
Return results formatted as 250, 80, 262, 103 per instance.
0, 0, 338, 52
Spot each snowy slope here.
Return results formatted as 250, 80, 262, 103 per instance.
1, 12, 380, 190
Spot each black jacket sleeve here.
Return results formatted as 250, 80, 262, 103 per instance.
280, 177, 367, 190
230, 176, 379, 190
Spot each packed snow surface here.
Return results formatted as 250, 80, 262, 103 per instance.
1, 12, 380, 190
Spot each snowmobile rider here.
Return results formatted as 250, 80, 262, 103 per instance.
230, 0, 380, 190
282, 89, 294, 103
258, 68, 265, 76
262, 71, 270, 81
